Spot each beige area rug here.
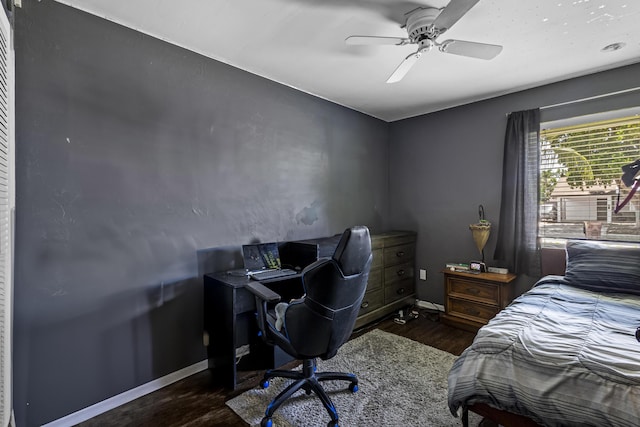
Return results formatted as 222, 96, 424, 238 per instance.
226, 329, 481, 426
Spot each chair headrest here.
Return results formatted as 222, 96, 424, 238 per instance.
332, 226, 371, 276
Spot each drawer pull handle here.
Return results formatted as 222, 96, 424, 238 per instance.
396, 251, 405, 257
397, 269, 405, 277
465, 308, 480, 316
466, 288, 480, 294
397, 288, 405, 295
361, 301, 369, 309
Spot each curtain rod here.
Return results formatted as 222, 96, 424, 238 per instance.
540, 86, 640, 111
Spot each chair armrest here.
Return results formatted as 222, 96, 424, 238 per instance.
246, 281, 281, 304
246, 281, 281, 342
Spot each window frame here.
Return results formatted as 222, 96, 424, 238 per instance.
538, 109, 640, 246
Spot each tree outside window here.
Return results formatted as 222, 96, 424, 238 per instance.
539, 116, 640, 242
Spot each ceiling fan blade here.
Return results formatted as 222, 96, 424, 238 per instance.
432, 0, 480, 32
345, 36, 411, 46
386, 53, 421, 83
439, 39, 503, 60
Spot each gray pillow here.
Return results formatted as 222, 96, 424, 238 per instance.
564, 240, 640, 295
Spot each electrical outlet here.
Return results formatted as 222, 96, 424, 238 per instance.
419, 269, 427, 280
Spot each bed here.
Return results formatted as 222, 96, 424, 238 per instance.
448, 240, 640, 427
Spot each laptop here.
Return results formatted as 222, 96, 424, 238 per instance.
241, 242, 298, 281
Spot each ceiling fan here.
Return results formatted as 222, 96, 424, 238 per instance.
345, 0, 503, 83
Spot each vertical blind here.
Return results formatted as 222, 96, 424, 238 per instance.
539, 115, 640, 242
0, 8, 12, 427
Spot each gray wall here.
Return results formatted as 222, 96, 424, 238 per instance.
389, 62, 640, 303
13, 0, 640, 425
13, 2, 389, 425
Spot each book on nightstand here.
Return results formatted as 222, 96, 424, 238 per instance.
445, 263, 470, 272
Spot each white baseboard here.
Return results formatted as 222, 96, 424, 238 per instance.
415, 299, 444, 312
42, 360, 208, 427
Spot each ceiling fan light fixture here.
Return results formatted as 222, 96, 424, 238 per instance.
601, 42, 626, 52
418, 38, 435, 52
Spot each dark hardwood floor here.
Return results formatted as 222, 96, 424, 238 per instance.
77, 309, 476, 427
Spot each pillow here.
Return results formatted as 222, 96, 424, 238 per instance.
564, 240, 640, 295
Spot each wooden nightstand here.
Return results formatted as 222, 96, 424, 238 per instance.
441, 269, 517, 332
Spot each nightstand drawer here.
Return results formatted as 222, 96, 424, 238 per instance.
448, 278, 499, 305
442, 270, 517, 332
384, 262, 414, 284
359, 289, 384, 316
448, 298, 499, 323
383, 243, 415, 266
384, 279, 414, 303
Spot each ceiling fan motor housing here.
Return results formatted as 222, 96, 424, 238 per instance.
405, 8, 441, 43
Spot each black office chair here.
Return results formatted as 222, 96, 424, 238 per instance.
246, 226, 372, 427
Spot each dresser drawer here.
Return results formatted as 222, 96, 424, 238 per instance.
371, 248, 384, 271
384, 279, 414, 303
384, 262, 414, 284
447, 277, 499, 306
355, 231, 417, 329
370, 235, 385, 250
383, 243, 415, 266
448, 297, 499, 323
367, 268, 383, 292
376, 232, 417, 248
359, 289, 384, 316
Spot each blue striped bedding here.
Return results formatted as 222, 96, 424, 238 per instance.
448, 277, 640, 426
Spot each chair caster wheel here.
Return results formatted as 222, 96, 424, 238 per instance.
261, 417, 273, 427
327, 420, 339, 427
260, 380, 270, 389
349, 382, 358, 393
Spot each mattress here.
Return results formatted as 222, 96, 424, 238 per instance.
448, 277, 640, 427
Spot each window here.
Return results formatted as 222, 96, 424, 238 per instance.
539, 114, 640, 244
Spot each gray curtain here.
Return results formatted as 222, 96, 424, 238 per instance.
494, 109, 541, 276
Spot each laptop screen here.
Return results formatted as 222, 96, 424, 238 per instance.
241, 243, 282, 271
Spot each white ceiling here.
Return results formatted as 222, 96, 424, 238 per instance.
54, 0, 640, 122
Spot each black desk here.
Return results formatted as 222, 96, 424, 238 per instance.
203, 235, 349, 389
203, 271, 305, 390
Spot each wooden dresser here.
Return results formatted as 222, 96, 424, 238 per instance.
355, 230, 417, 328
441, 269, 516, 332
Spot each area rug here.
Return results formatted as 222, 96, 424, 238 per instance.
226, 329, 481, 426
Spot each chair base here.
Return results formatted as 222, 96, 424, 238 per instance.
260, 358, 358, 427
